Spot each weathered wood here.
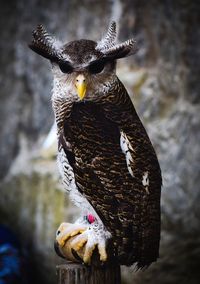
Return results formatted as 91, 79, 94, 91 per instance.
56, 262, 121, 284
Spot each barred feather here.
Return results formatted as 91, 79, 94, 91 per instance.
29, 24, 63, 61
96, 21, 117, 51
103, 39, 138, 59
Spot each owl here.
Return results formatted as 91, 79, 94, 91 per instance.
29, 22, 162, 268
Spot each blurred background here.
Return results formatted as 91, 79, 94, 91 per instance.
0, 0, 199, 283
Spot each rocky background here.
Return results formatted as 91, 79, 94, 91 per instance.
0, 0, 199, 283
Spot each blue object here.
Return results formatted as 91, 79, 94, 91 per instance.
0, 244, 20, 277
0, 225, 23, 284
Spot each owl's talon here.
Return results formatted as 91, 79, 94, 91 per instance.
83, 243, 97, 264
81, 227, 108, 264
56, 221, 110, 264
98, 242, 107, 262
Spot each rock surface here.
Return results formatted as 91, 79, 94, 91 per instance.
0, 1, 199, 283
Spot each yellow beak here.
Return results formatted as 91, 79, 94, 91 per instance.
75, 74, 87, 100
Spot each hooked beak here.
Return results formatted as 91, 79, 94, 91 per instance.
75, 74, 87, 100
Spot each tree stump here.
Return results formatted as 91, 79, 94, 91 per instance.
56, 262, 121, 284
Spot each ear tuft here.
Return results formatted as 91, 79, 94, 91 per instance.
103, 38, 138, 60
29, 25, 63, 61
96, 21, 117, 51
96, 22, 138, 60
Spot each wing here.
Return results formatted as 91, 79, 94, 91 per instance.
119, 123, 162, 267
60, 100, 161, 267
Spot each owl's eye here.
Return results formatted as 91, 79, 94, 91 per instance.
59, 62, 73, 74
88, 61, 105, 74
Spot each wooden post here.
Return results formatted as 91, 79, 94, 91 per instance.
56, 262, 121, 284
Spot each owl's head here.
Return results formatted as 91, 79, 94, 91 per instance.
29, 22, 137, 101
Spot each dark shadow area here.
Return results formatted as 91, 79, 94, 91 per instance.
0, 1, 199, 283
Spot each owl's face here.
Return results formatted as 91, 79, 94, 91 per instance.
51, 39, 116, 102
29, 22, 138, 102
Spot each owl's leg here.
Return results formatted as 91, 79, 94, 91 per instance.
55, 215, 111, 264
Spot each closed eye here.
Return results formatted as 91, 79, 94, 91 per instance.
59, 61, 73, 74
88, 60, 105, 74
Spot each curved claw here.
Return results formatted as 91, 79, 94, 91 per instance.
98, 241, 107, 262
83, 242, 97, 264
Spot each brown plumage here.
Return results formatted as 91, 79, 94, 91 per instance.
29, 22, 162, 268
